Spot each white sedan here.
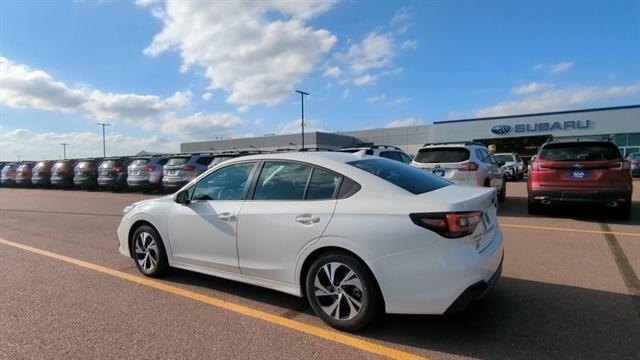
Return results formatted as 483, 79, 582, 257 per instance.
117, 152, 503, 331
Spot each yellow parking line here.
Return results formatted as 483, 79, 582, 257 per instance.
500, 223, 640, 238
0, 238, 425, 360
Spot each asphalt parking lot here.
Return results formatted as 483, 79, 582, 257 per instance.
1, 181, 639, 360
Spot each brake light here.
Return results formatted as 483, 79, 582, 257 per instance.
113, 165, 123, 173
458, 161, 479, 171
531, 161, 552, 172
410, 211, 483, 238
609, 161, 630, 171
182, 164, 196, 171
144, 164, 156, 172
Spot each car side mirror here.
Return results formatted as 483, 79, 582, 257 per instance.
175, 189, 191, 205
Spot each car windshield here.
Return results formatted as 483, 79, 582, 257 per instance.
539, 142, 622, 161
413, 148, 470, 163
167, 157, 189, 166
348, 158, 450, 194
494, 154, 514, 163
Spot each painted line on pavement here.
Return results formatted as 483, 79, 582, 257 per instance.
500, 223, 640, 238
0, 237, 426, 360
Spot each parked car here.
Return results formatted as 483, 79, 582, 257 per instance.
98, 157, 132, 191
117, 152, 503, 331
338, 145, 412, 164
528, 140, 632, 218
73, 159, 100, 190
127, 156, 169, 192
15, 162, 34, 187
629, 152, 640, 177
494, 152, 525, 180
1, 163, 19, 186
31, 160, 54, 187
411, 142, 507, 201
162, 153, 214, 191
50, 160, 77, 189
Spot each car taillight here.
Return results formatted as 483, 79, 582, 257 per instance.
531, 162, 552, 172
610, 161, 630, 171
458, 161, 479, 171
144, 164, 156, 172
182, 164, 196, 171
113, 165, 123, 173
410, 211, 483, 238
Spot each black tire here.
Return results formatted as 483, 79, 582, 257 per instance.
131, 224, 169, 277
616, 201, 632, 220
305, 252, 383, 332
498, 179, 506, 202
527, 200, 542, 215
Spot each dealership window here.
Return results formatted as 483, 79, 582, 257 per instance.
628, 133, 640, 146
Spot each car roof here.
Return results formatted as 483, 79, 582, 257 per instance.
224, 151, 362, 165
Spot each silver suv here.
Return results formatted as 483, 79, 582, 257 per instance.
494, 152, 525, 180
411, 142, 506, 200
162, 153, 215, 192
127, 155, 169, 192
338, 145, 412, 164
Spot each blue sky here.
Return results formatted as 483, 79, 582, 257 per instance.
1, 0, 639, 160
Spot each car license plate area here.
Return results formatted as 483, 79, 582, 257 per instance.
570, 169, 587, 179
100, 170, 110, 176
432, 169, 445, 177
131, 170, 140, 176
168, 170, 180, 176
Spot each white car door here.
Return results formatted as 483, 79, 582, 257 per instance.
167, 161, 257, 273
237, 161, 340, 284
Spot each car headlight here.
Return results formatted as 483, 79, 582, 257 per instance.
122, 203, 137, 215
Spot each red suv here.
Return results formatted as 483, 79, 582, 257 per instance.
528, 141, 632, 218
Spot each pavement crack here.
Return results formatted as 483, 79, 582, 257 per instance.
600, 223, 640, 319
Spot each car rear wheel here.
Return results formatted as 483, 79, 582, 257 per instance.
132, 225, 169, 277
498, 178, 506, 201
305, 253, 382, 331
616, 201, 632, 220
527, 199, 542, 215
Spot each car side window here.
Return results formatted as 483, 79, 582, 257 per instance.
379, 151, 402, 162
253, 162, 312, 200
305, 168, 342, 200
192, 162, 255, 201
399, 153, 412, 164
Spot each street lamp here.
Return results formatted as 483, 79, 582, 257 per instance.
60, 143, 69, 160
96, 123, 111, 158
295, 90, 310, 150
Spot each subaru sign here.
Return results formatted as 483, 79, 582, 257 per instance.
490, 124, 511, 135
491, 120, 592, 135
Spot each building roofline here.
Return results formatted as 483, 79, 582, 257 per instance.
433, 104, 640, 125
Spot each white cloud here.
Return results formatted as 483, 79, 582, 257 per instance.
384, 118, 424, 128
390, 7, 410, 26
533, 64, 544, 71
341, 89, 351, 99
389, 96, 412, 105
277, 118, 323, 135
367, 94, 386, 103
323, 66, 342, 78
160, 112, 244, 140
143, 1, 337, 106
0, 127, 179, 160
338, 32, 394, 73
476, 82, 640, 117
0, 56, 191, 127
400, 40, 418, 51
550, 61, 574, 74
511, 82, 555, 95
202, 92, 213, 101
353, 74, 377, 86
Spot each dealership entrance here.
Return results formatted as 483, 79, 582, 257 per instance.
474, 135, 551, 158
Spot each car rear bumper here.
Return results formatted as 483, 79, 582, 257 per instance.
162, 179, 188, 189
367, 227, 504, 314
529, 188, 631, 205
127, 178, 152, 189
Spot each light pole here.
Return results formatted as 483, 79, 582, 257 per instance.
295, 90, 309, 150
17, 155, 22, 162
96, 123, 111, 158
60, 143, 69, 160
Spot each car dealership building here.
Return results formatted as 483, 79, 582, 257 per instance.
181, 105, 640, 157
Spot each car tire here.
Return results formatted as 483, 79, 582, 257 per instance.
131, 224, 169, 278
305, 252, 383, 332
498, 179, 506, 201
616, 201, 632, 220
527, 200, 542, 215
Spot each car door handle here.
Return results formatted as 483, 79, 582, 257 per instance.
295, 214, 320, 225
218, 212, 237, 221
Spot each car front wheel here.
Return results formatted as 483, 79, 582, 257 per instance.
305, 253, 382, 331
132, 225, 169, 277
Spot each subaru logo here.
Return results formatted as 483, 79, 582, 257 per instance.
490, 124, 511, 135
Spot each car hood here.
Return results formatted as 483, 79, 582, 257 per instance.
131, 195, 174, 208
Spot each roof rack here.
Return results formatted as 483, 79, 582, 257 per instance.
422, 141, 486, 147
340, 145, 403, 151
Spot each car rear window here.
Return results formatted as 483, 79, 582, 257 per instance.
167, 157, 189, 166
413, 148, 470, 163
494, 154, 514, 163
338, 149, 374, 155
76, 161, 94, 168
99, 160, 117, 168
539, 142, 622, 161
348, 158, 450, 194
131, 159, 149, 166
210, 156, 236, 166
53, 162, 70, 169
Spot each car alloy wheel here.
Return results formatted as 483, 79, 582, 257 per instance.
313, 262, 364, 320
135, 231, 159, 273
